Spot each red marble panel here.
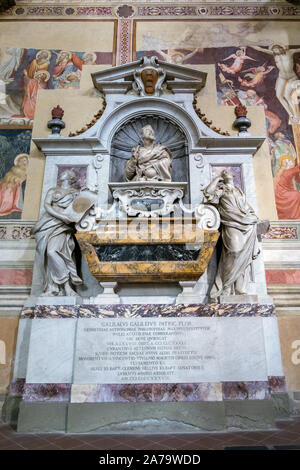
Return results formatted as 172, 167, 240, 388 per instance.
0, 269, 33, 285
265, 270, 300, 285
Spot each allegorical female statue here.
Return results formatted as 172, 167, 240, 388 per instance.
204, 169, 260, 299
125, 125, 173, 182
32, 169, 94, 297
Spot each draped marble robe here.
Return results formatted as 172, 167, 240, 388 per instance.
204, 183, 259, 298
126, 143, 172, 182
32, 187, 83, 295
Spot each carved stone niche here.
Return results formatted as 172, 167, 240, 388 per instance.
109, 114, 190, 204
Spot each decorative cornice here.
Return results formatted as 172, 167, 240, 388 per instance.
0, 221, 35, 240
1, 3, 300, 19
14, 1, 290, 4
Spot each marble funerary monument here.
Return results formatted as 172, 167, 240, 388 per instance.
8, 57, 286, 433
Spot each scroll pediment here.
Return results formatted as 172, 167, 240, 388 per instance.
91, 56, 207, 95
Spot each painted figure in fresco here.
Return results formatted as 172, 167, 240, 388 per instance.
32, 170, 83, 297
54, 52, 97, 88
239, 89, 281, 135
52, 51, 77, 89
218, 47, 256, 75
0, 153, 29, 216
273, 156, 300, 219
57, 71, 81, 89
21, 70, 50, 120
204, 169, 260, 298
24, 49, 51, 79
237, 64, 275, 88
72, 52, 97, 70
18, 50, 51, 120
271, 131, 297, 175
157, 49, 200, 65
163, 23, 270, 51
126, 125, 172, 182
251, 44, 300, 124
218, 86, 241, 106
0, 47, 24, 83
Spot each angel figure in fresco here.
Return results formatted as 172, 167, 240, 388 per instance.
0, 153, 29, 216
273, 156, 300, 219
218, 47, 257, 75
21, 70, 50, 120
157, 48, 200, 65
237, 64, 275, 88
251, 44, 300, 124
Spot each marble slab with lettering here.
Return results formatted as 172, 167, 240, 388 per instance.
22, 315, 281, 386
73, 317, 220, 384
73, 316, 271, 385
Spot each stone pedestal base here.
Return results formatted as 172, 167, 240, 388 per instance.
175, 281, 202, 304
219, 294, 259, 304
25, 296, 81, 307
217, 294, 274, 305
92, 282, 120, 305
16, 398, 289, 434
10, 302, 288, 433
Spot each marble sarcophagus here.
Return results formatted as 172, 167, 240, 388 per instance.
76, 218, 219, 283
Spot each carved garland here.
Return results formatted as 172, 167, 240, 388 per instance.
192, 97, 230, 137
68, 96, 229, 138
68, 98, 107, 137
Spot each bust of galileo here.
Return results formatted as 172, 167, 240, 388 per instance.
125, 125, 172, 182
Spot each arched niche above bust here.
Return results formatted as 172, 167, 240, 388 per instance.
110, 114, 189, 202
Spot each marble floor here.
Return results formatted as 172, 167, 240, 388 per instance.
0, 418, 300, 450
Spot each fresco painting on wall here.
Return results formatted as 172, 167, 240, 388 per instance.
211, 165, 242, 190
57, 166, 87, 189
137, 21, 300, 220
0, 128, 31, 219
0, 47, 112, 125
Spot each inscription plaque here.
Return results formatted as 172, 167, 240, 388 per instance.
73, 317, 219, 384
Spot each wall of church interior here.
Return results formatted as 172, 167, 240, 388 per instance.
0, 3, 299, 412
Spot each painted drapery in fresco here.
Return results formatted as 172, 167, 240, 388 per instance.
0, 47, 112, 125
0, 129, 31, 218
136, 20, 300, 220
